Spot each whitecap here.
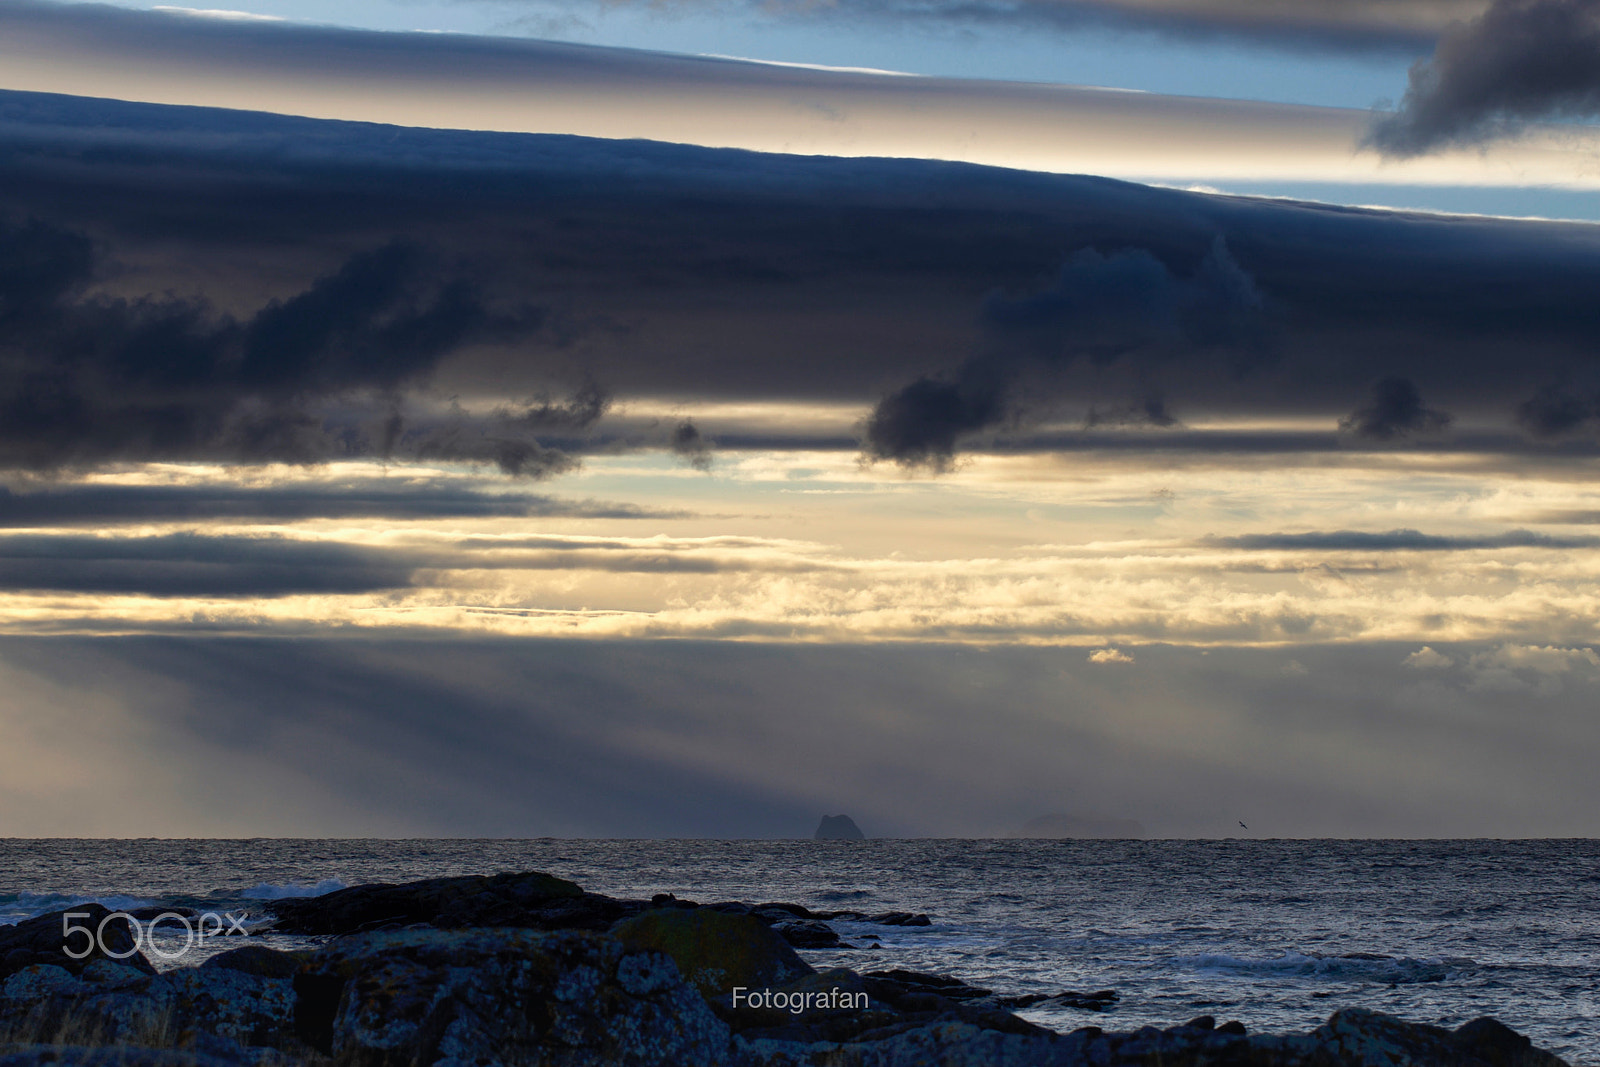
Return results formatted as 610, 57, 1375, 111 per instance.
239, 878, 346, 900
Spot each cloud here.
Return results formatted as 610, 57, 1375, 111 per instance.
1338, 377, 1451, 440
1404, 645, 1453, 668
670, 419, 714, 471
1208, 528, 1600, 551
1367, 0, 1600, 156
1462, 642, 1600, 694
7, 1, 1600, 188
1083, 396, 1182, 429
10, 89, 1600, 475
1475, 642, 1600, 672
0, 481, 676, 525
1089, 647, 1134, 663
0, 220, 574, 473
861, 378, 1006, 471
597, 0, 1475, 53
1515, 384, 1598, 438
0, 532, 414, 596
0, 528, 839, 598
863, 240, 1264, 468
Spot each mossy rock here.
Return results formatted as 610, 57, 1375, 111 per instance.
610, 908, 813, 1005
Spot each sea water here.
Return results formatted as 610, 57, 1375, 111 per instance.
1, 838, 1595, 1063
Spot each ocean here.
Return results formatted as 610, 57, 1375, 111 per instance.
1, 838, 1594, 1062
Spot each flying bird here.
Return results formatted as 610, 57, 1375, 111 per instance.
1239, 821, 1248, 829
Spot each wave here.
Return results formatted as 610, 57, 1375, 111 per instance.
239, 878, 346, 900
1176, 950, 1476, 985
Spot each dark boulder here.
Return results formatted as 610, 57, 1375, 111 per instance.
263, 869, 638, 935
814, 815, 865, 840
611, 907, 813, 1007
200, 945, 303, 980
1310, 1007, 1569, 1067
0, 905, 156, 981
863, 969, 993, 1004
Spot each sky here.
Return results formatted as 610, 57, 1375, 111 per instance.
2, 0, 1600, 837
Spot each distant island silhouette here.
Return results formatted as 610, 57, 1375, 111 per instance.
814, 814, 866, 840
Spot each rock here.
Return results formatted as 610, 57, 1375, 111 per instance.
1002, 988, 1119, 1011
814, 815, 866, 840
2, 965, 83, 1001
1310, 1006, 1568, 1067
200, 946, 303, 981
610, 907, 813, 1007
263, 869, 635, 935
765, 919, 843, 950
0, 925, 1575, 1067
0, 905, 157, 981
0, 1049, 250, 1066
864, 970, 993, 1004
812, 910, 932, 926
0, 958, 296, 1057
295, 927, 732, 1066
0, 874, 1573, 1067
269, 869, 917, 952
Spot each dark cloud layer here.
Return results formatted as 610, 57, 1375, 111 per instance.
0, 482, 673, 525
1515, 384, 1600, 437
0, 532, 413, 595
864, 239, 1263, 467
1207, 528, 1600, 551
6, 88, 1600, 476
1368, 0, 1600, 155
0, 218, 577, 472
0, 527, 798, 596
1338, 376, 1451, 440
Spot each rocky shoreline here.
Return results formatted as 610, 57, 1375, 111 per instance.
0, 871, 1572, 1066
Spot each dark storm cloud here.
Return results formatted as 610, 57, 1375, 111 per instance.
1367, 0, 1600, 155
863, 239, 1263, 468
1515, 384, 1600, 437
7, 89, 1600, 475
1338, 376, 1451, 440
0, 217, 574, 473
1207, 528, 1600, 550
669, 420, 714, 471
0, 532, 414, 595
0, 482, 677, 525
